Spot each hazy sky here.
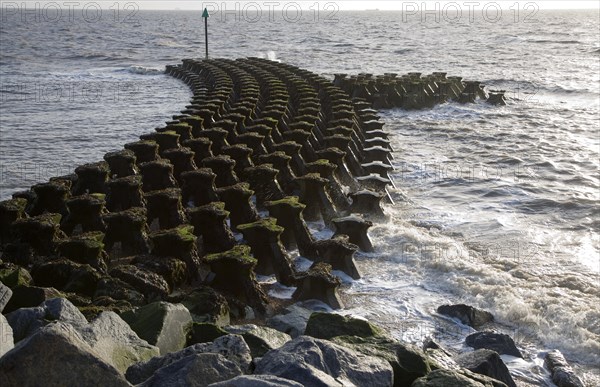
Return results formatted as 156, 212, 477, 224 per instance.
9, 1, 600, 10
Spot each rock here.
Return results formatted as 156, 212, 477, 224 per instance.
187, 322, 228, 345
333, 335, 431, 387
255, 336, 393, 387
77, 311, 160, 373
411, 368, 506, 387
292, 263, 343, 309
223, 324, 291, 358
437, 304, 494, 328
0, 314, 14, 357
126, 334, 251, 384
0, 282, 12, 313
456, 349, 517, 387
266, 304, 313, 338
180, 286, 230, 326
31, 259, 102, 297
465, 332, 522, 358
6, 297, 87, 342
0, 322, 130, 386
304, 311, 384, 340
110, 265, 170, 302
120, 302, 192, 355
544, 350, 585, 387
2, 285, 63, 314
209, 375, 303, 387
132, 255, 187, 290
94, 277, 146, 306
139, 353, 242, 387
0, 264, 32, 288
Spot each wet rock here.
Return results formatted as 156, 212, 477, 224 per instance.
0, 313, 14, 357
58, 231, 108, 273
456, 349, 517, 387
139, 160, 178, 192
209, 375, 303, 387
145, 188, 186, 230
0, 282, 12, 313
31, 259, 102, 297
265, 196, 318, 260
437, 304, 494, 329
254, 335, 393, 387
73, 161, 110, 195
187, 202, 236, 254
126, 334, 251, 384
222, 144, 254, 179
162, 122, 193, 142
216, 183, 260, 230
0, 264, 33, 288
188, 322, 228, 344
180, 286, 230, 325
0, 322, 131, 386
349, 190, 386, 219
315, 147, 357, 189
332, 215, 374, 252
237, 218, 295, 286
202, 155, 239, 188
203, 245, 268, 315
465, 332, 522, 358
305, 311, 384, 340
181, 168, 220, 206
266, 302, 330, 338
196, 128, 230, 154
162, 147, 197, 185
110, 265, 170, 301
184, 137, 213, 166
295, 173, 338, 223
106, 175, 145, 212
149, 225, 201, 280
8, 212, 65, 259
292, 263, 343, 309
272, 141, 306, 176
61, 193, 107, 235
223, 324, 291, 358
544, 350, 585, 387
6, 297, 87, 342
140, 131, 180, 155
120, 301, 193, 355
256, 152, 296, 194
104, 149, 138, 178
313, 235, 361, 280
0, 198, 28, 246
103, 207, 151, 255
125, 140, 160, 164
306, 159, 351, 212
411, 369, 506, 387
333, 335, 432, 387
138, 352, 242, 387
244, 164, 285, 208
94, 277, 146, 306
238, 132, 268, 157
132, 255, 187, 290
2, 286, 63, 314
29, 180, 71, 216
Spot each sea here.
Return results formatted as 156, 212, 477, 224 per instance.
1, 4, 598, 386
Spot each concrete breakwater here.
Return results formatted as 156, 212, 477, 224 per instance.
0, 58, 581, 387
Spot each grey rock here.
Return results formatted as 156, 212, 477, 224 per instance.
544, 350, 585, 387
224, 324, 291, 357
209, 375, 304, 387
411, 368, 510, 387
437, 304, 494, 328
121, 301, 193, 355
0, 322, 131, 386
0, 314, 14, 357
77, 311, 160, 373
456, 349, 517, 387
6, 297, 87, 342
465, 332, 522, 358
255, 335, 393, 387
126, 334, 251, 384
139, 353, 242, 387
267, 304, 312, 338
0, 282, 12, 313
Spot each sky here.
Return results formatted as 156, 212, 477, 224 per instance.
6, 1, 600, 10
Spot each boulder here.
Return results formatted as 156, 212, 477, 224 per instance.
0, 314, 14, 357
304, 312, 384, 340
187, 322, 228, 345
120, 302, 193, 355
223, 324, 291, 358
255, 336, 393, 387
456, 349, 517, 387
0, 282, 12, 313
139, 353, 242, 387
544, 350, 585, 387
180, 286, 230, 326
31, 259, 102, 297
94, 277, 146, 306
126, 334, 251, 384
333, 335, 432, 387
110, 265, 170, 301
437, 304, 494, 328
266, 304, 313, 338
465, 332, 522, 358
0, 264, 32, 288
411, 369, 507, 387
0, 322, 130, 386
209, 375, 303, 387
2, 285, 63, 314
6, 297, 87, 342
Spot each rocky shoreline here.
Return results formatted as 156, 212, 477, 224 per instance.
0, 58, 584, 386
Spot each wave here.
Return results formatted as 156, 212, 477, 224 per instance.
126, 65, 164, 75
